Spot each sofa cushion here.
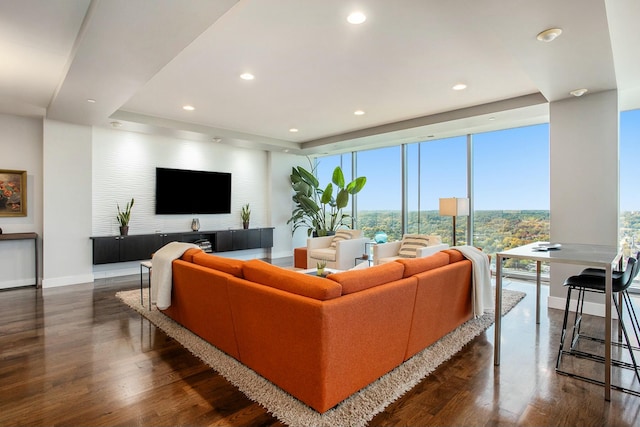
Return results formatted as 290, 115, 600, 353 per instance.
243, 259, 342, 300
192, 252, 244, 278
309, 247, 337, 262
443, 249, 465, 263
330, 229, 352, 248
180, 247, 203, 262
328, 262, 405, 295
398, 234, 430, 258
395, 251, 450, 278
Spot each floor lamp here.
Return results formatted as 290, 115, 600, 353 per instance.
439, 197, 469, 247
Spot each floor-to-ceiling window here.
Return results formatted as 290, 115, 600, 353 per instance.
619, 109, 640, 289
407, 136, 468, 244
313, 123, 550, 273
355, 146, 402, 240
472, 124, 550, 272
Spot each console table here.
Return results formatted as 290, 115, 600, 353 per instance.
0, 232, 38, 286
90, 227, 273, 265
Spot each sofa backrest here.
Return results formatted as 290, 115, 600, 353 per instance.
242, 259, 342, 301
180, 247, 203, 262
394, 251, 450, 278
192, 252, 245, 278
442, 249, 465, 263
327, 262, 405, 294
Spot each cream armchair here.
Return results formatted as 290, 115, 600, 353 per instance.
307, 229, 369, 271
373, 234, 449, 265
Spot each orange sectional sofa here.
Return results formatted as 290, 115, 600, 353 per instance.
160, 248, 473, 413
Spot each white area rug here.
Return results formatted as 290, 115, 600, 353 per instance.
116, 288, 525, 427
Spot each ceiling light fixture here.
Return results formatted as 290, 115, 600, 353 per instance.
452, 83, 467, 91
347, 11, 366, 24
212, 137, 222, 143
569, 88, 588, 97
354, 110, 365, 116
87, 98, 96, 103
289, 128, 299, 133
183, 105, 195, 111
536, 28, 563, 42
489, 117, 496, 121
110, 121, 122, 128
240, 72, 255, 80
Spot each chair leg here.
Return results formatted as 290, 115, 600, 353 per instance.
557, 286, 574, 368
569, 287, 586, 350
613, 294, 640, 382
622, 291, 640, 348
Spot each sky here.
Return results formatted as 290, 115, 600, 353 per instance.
316, 108, 640, 212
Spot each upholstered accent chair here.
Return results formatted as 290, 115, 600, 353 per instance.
373, 234, 449, 265
307, 229, 369, 271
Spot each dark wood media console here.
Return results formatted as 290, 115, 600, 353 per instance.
90, 227, 273, 265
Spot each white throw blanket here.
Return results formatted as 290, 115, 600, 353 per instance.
454, 245, 494, 318
151, 241, 199, 310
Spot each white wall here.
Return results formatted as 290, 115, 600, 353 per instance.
42, 120, 94, 288
548, 90, 619, 313
91, 127, 304, 277
0, 114, 43, 288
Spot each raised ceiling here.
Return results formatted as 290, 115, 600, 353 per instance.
1, 0, 638, 154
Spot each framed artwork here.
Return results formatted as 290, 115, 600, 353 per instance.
0, 170, 27, 217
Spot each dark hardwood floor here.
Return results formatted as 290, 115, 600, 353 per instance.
1, 261, 640, 426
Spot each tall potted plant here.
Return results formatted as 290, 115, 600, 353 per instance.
287, 165, 366, 237
116, 198, 134, 236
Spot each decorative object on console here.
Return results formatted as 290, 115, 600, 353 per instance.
0, 169, 27, 217
439, 197, 469, 246
191, 218, 200, 231
116, 198, 134, 236
374, 231, 388, 243
241, 203, 251, 229
316, 259, 326, 276
288, 163, 366, 237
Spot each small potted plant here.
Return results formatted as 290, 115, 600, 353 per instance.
241, 203, 251, 229
316, 259, 327, 276
116, 198, 134, 236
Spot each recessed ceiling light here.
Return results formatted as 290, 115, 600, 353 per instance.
347, 11, 366, 24
489, 117, 496, 121
212, 137, 222, 143
354, 110, 365, 116
536, 28, 562, 42
87, 98, 96, 103
110, 121, 122, 128
289, 128, 299, 133
240, 73, 255, 80
569, 88, 588, 97
452, 83, 467, 91
183, 105, 195, 111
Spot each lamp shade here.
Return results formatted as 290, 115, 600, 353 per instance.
439, 197, 469, 217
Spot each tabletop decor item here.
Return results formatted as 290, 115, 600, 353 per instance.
116, 198, 134, 236
241, 203, 251, 229
191, 218, 200, 231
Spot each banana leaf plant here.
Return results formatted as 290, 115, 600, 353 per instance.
287, 165, 366, 237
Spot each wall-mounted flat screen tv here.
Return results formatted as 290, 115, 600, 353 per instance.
155, 167, 232, 214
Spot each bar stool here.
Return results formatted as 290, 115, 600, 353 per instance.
556, 257, 640, 390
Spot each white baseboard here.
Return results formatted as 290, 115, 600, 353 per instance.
547, 295, 619, 319
0, 277, 37, 289
42, 273, 95, 288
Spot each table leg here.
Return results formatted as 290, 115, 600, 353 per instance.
494, 254, 503, 365
536, 260, 541, 324
605, 263, 612, 401
140, 264, 144, 305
